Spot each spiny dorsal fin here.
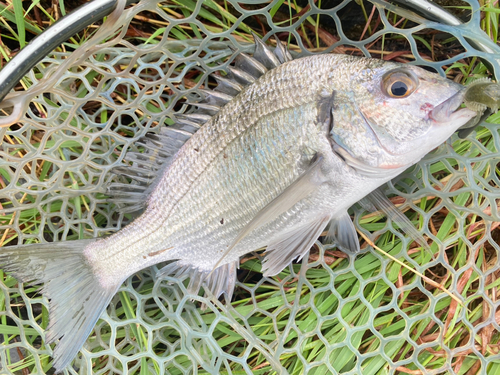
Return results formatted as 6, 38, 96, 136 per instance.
226, 66, 255, 86
198, 88, 233, 106
186, 102, 220, 115
252, 32, 281, 69
213, 75, 243, 96
273, 35, 293, 63
107, 34, 292, 215
177, 113, 211, 124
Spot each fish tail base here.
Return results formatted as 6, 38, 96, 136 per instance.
0, 240, 119, 372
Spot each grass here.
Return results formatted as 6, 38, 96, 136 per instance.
0, 0, 499, 374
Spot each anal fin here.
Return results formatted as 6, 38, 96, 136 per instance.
262, 215, 331, 277
158, 260, 238, 303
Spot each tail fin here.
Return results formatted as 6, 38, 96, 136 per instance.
0, 240, 119, 372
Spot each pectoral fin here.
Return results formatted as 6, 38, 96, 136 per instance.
358, 197, 377, 213
262, 215, 331, 276
211, 154, 326, 271
364, 188, 431, 255
326, 210, 360, 253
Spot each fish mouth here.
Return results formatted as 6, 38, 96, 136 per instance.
428, 89, 468, 123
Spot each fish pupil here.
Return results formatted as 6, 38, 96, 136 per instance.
391, 81, 408, 96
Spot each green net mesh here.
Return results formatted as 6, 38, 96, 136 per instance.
1, 0, 500, 374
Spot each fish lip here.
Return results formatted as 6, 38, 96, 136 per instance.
428, 89, 466, 123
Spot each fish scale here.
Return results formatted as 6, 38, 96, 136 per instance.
86, 56, 337, 274
165, 105, 324, 262
0, 38, 479, 372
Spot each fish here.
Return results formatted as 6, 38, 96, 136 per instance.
0, 36, 479, 372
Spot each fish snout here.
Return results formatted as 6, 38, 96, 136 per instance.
428, 90, 466, 123
428, 88, 479, 126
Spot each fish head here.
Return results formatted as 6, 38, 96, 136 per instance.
330, 60, 478, 172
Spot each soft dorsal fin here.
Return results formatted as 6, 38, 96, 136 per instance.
108, 125, 197, 213
211, 154, 326, 272
107, 35, 292, 214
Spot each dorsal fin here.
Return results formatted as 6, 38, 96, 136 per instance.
108, 126, 196, 213
186, 102, 220, 115
252, 33, 281, 69
234, 52, 267, 79
107, 35, 292, 214
213, 75, 243, 96
198, 88, 233, 106
273, 35, 293, 63
177, 113, 211, 124
226, 66, 255, 86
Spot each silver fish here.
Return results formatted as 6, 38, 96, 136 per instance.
0, 37, 478, 371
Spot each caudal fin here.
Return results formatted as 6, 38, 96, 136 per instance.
0, 240, 119, 372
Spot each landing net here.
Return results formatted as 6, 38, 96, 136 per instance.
0, 0, 499, 374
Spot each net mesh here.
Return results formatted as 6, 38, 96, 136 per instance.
1, 0, 500, 374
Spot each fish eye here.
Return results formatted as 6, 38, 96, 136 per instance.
390, 81, 408, 96
382, 70, 418, 99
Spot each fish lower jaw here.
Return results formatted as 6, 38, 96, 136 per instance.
431, 107, 478, 136
448, 107, 478, 123
430, 105, 477, 126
